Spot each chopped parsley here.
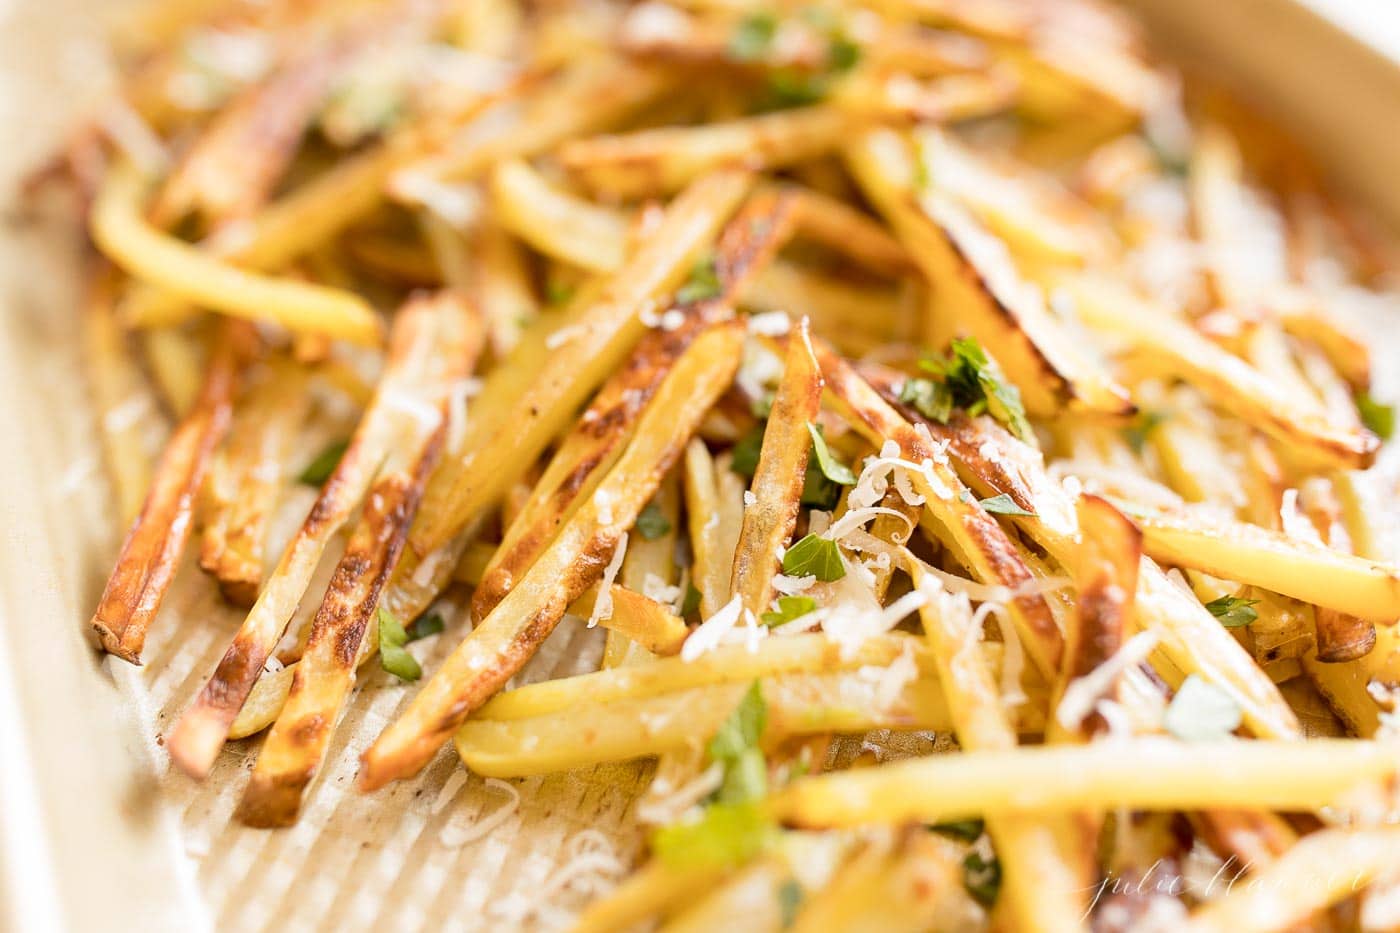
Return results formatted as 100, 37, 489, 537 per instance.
728, 12, 778, 61
899, 338, 1033, 443
1357, 391, 1395, 440
760, 595, 817, 626
636, 502, 672, 540
377, 606, 422, 682
1124, 409, 1168, 454
977, 494, 1035, 517
1204, 594, 1260, 628
778, 879, 804, 928
731, 425, 766, 476
681, 582, 703, 618
930, 818, 985, 842
963, 849, 1002, 907
731, 422, 853, 510
1163, 674, 1242, 741
297, 439, 349, 486
676, 256, 722, 304
544, 280, 575, 306
708, 681, 769, 804
782, 534, 845, 582
806, 422, 857, 485
652, 800, 774, 870
405, 611, 445, 642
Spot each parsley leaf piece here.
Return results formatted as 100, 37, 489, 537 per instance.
1357, 391, 1395, 440
760, 595, 817, 626
977, 494, 1035, 517
728, 12, 777, 61
377, 606, 422, 682
1204, 594, 1260, 628
681, 582, 703, 618
898, 376, 953, 423
765, 69, 827, 108
930, 818, 985, 842
636, 502, 672, 540
298, 439, 349, 486
676, 256, 722, 304
652, 801, 775, 870
404, 611, 445, 642
782, 534, 845, 582
731, 424, 766, 476
827, 33, 861, 72
778, 880, 804, 928
708, 682, 769, 803
915, 338, 1033, 442
963, 850, 1002, 907
1163, 674, 1242, 741
1124, 409, 1168, 454
545, 280, 575, 306
806, 422, 857, 485
750, 392, 775, 418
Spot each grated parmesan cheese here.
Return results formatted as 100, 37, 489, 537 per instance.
438, 777, 519, 848
1056, 630, 1161, 733
587, 533, 628, 628
746, 310, 792, 336
681, 594, 743, 661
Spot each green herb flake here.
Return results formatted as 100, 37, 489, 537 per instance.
977, 494, 1035, 517
764, 70, 827, 109
930, 818, 985, 842
405, 611, 445, 642
652, 800, 775, 870
636, 502, 673, 540
750, 392, 775, 418
778, 879, 804, 928
1204, 594, 1260, 628
731, 424, 766, 477
545, 280, 575, 306
377, 606, 422, 682
898, 376, 953, 423
781, 534, 845, 582
1357, 391, 1395, 441
1163, 674, 1242, 742
963, 850, 1002, 907
708, 682, 769, 804
676, 256, 723, 304
298, 439, 349, 486
1124, 409, 1168, 454
681, 582, 703, 618
760, 595, 817, 627
728, 12, 778, 62
806, 422, 857, 485
827, 33, 861, 72
912, 338, 1033, 442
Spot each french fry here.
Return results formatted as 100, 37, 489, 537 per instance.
817, 342, 1064, 676
1182, 829, 1400, 933
730, 320, 822, 618
92, 158, 384, 345
742, 262, 914, 355
906, 557, 1091, 933
780, 184, 914, 278
836, 68, 1018, 124
89, 323, 244, 662
1130, 505, 1400, 624
573, 860, 729, 933
198, 357, 311, 606
773, 738, 1398, 828
660, 859, 792, 933
167, 294, 471, 778
1058, 273, 1379, 469
844, 127, 1130, 416
455, 670, 955, 778
410, 168, 754, 556
141, 326, 203, 416
489, 158, 630, 273
471, 188, 792, 619
359, 320, 745, 789
83, 267, 159, 525
559, 106, 849, 199
1295, 479, 1377, 662
605, 468, 682, 667
570, 585, 689, 656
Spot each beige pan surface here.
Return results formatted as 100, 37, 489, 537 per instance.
2, 2, 1399, 932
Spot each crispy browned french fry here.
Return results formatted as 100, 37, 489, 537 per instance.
730, 320, 821, 618
198, 358, 311, 606
90, 323, 244, 663
239, 294, 479, 821
818, 343, 1063, 676
779, 183, 915, 278
571, 585, 689, 656
358, 320, 745, 790
167, 293, 472, 778
1056, 495, 1140, 740
1297, 479, 1377, 662
410, 168, 754, 556
844, 127, 1130, 417
471, 189, 794, 619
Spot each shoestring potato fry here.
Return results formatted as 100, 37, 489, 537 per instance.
42, 0, 1400, 927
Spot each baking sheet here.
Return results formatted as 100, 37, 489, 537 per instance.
3, 1, 1399, 931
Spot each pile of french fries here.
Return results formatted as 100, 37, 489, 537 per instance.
41, 0, 1400, 927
